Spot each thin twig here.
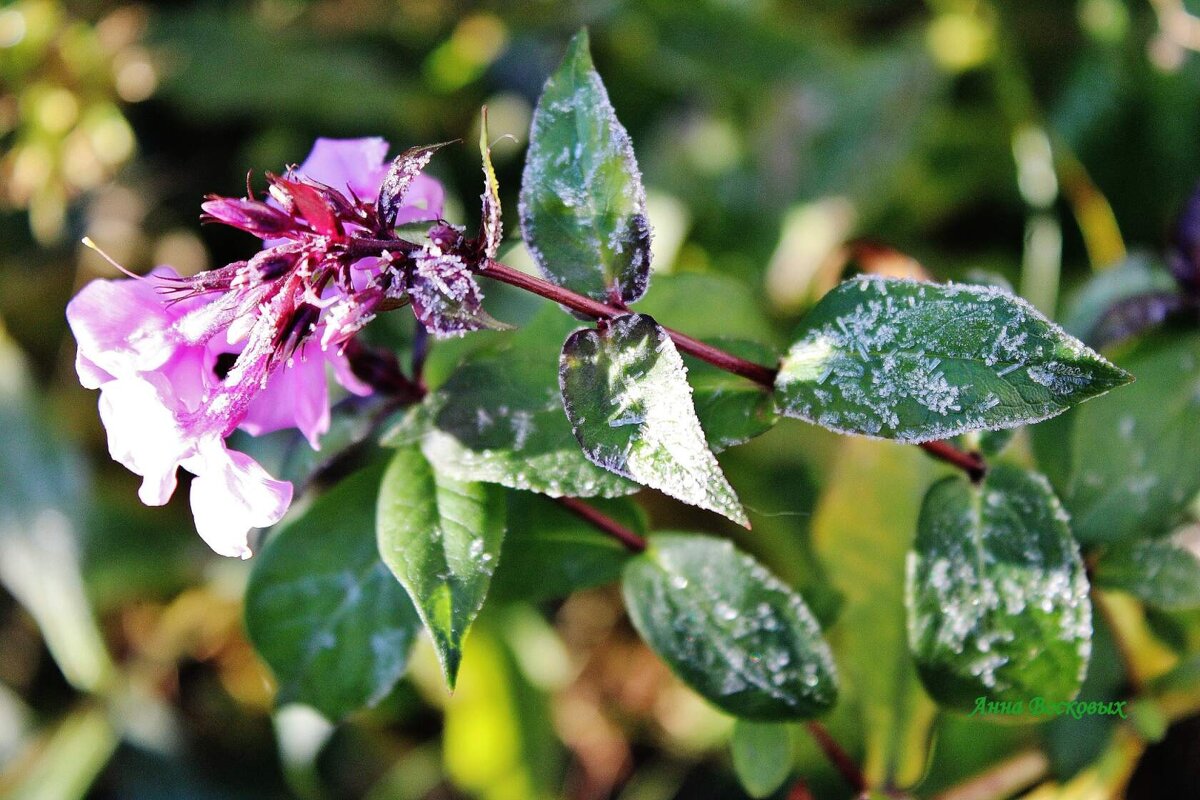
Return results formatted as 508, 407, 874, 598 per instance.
804, 722, 866, 795
555, 496, 647, 553
480, 259, 778, 385
348, 238, 988, 480
919, 440, 987, 482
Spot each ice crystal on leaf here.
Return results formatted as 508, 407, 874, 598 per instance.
775, 276, 1132, 443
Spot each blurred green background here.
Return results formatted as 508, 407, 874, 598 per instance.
3, 0, 1200, 798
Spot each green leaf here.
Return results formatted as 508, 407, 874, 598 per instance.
377, 446, 506, 689
519, 29, 652, 305
245, 466, 420, 719
1060, 253, 1177, 344
812, 438, 936, 787
490, 492, 642, 603
774, 276, 1131, 443
420, 307, 637, 498
686, 338, 779, 451
906, 465, 1092, 711
1094, 529, 1200, 610
560, 314, 748, 527
622, 533, 837, 721
1063, 333, 1200, 545
635, 272, 777, 344
730, 720, 793, 798
976, 427, 1016, 457
421, 308, 767, 498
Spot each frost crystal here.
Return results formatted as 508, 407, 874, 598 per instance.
776, 276, 1131, 443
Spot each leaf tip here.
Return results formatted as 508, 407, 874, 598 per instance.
438, 645, 463, 693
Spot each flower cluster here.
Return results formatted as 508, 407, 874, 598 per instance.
68, 137, 497, 558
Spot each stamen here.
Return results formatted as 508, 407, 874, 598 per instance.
81, 237, 144, 280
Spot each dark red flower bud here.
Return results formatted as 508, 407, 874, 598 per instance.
201, 196, 298, 238
269, 177, 343, 238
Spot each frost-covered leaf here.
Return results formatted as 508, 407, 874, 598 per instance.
1094, 527, 1200, 610
1063, 333, 1200, 546
623, 533, 838, 720
686, 338, 779, 450
376, 445, 505, 689
421, 308, 637, 498
730, 720, 793, 798
378, 142, 447, 229
478, 108, 502, 259
519, 29, 652, 305
245, 466, 419, 719
560, 313, 748, 527
906, 465, 1092, 711
406, 236, 511, 338
490, 492, 643, 602
775, 276, 1131, 443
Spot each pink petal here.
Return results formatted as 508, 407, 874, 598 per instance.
67, 272, 182, 378
296, 137, 390, 200
326, 347, 374, 397
392, 173, 445, 225
96, 377, 191, 506
240, 349, 330, 448
185, 440, 293, 559
75, 350, 113, 390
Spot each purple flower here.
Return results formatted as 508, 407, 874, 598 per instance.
68, 137, 445, 558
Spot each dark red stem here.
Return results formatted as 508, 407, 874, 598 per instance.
482, 259, 985, 478
918, 440, 987, 482
349, 237, 987, 480
804, 722, 867, 795
555, 496, 647, 553
480, 259, 778, 385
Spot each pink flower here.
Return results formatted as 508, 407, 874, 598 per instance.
68, 137, 446, 558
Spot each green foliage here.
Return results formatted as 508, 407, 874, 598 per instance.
1062, 333, 1200, 545
419, 308, 637, 498
560, 313, 747, 526
622, 533, 838, 721
376, 446, 506, 688
812, 438, 936, 787
1094, 533, 1200, 611
519, 30, 652, 305
730, 720, 793, 798
634, 272, 777, 344
245, 465, 420, 719
685, 338, 780, 451
775, 276, 1131, 442
20, 3, 1200, 798
490, 492, 642, 603
906, 465, 1091, 711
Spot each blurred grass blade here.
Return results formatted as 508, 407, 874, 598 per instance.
0, 322, 114, 694
812, 437, 936, 787
5, 705, 119, 800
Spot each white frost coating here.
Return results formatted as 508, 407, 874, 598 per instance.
629, 535, 837, 712
776, 275, 1128, 443
560, 314, 749, 527
518, 33, 653, 305
906, 468, 1092, 699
